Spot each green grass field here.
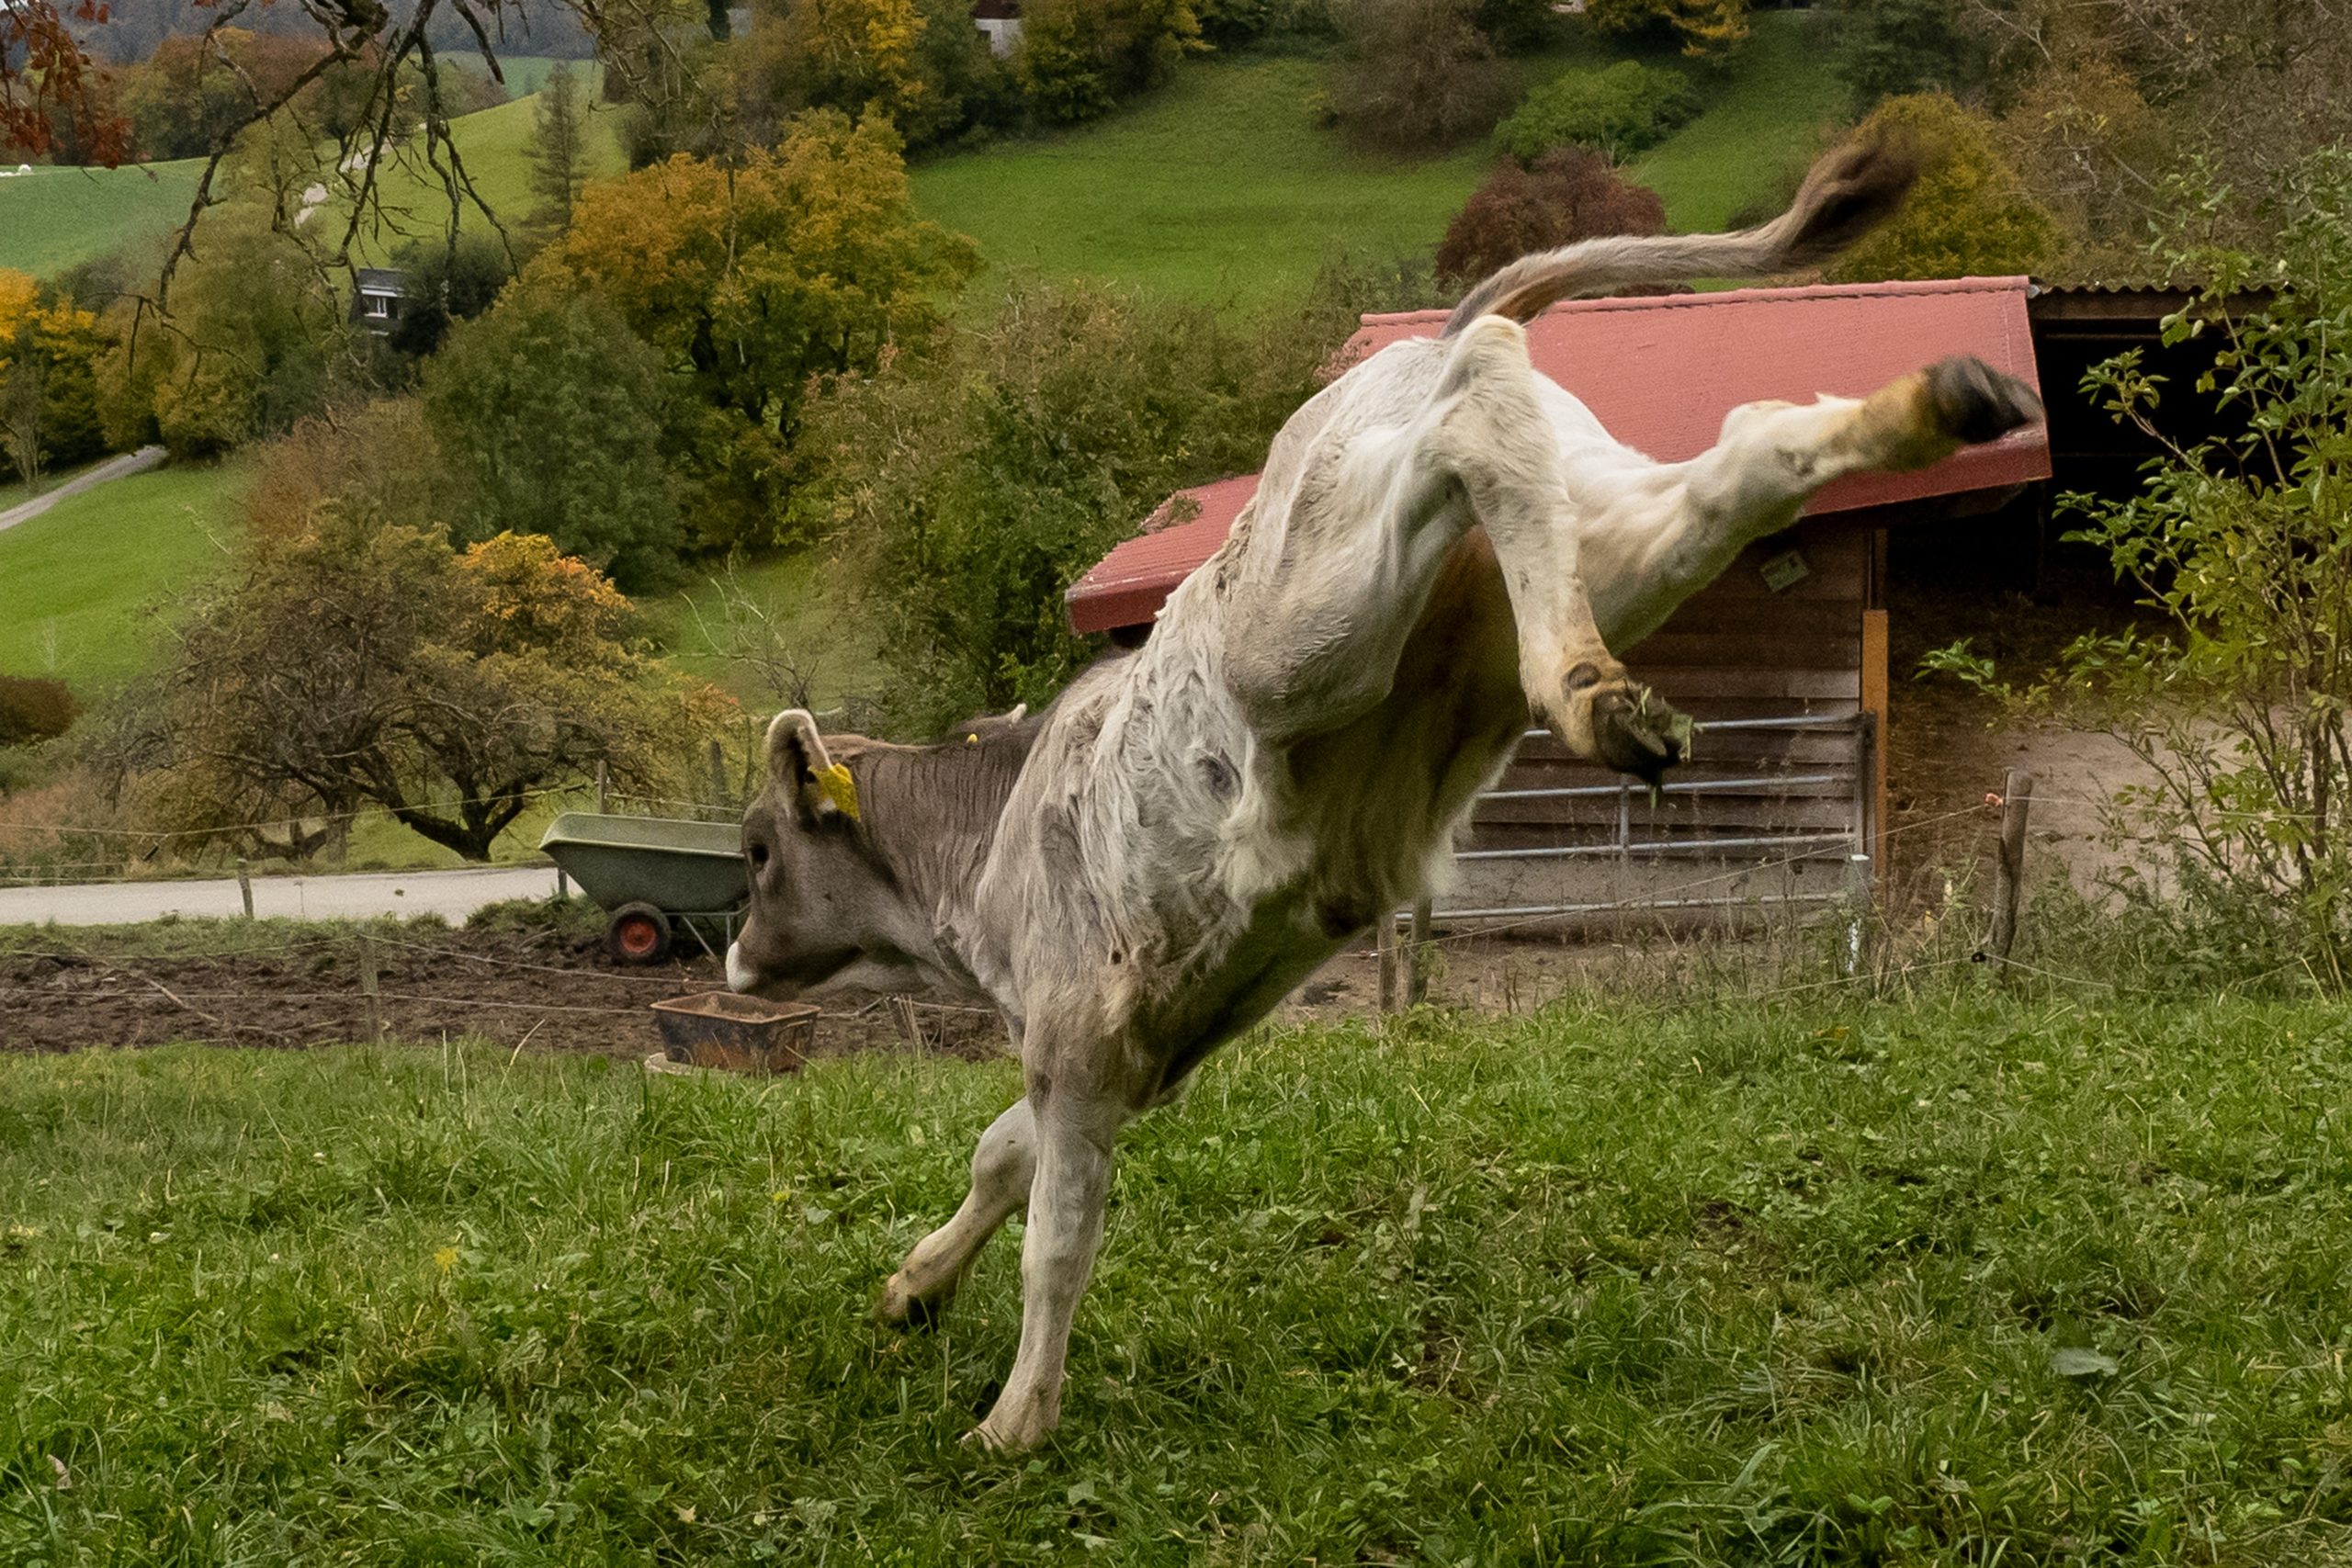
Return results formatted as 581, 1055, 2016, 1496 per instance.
354, 78, 625, 256
4, 985, 2348, 1562
0, 461, 239, 693
0, 162, 203, 280
912, 13, 1845, 310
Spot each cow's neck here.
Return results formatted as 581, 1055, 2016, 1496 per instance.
843, 726, 1040, 981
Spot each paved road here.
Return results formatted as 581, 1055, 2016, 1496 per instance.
0, 446, 168, 533
0, 864, 560, 928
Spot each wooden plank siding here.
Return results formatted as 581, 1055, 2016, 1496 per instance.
1437, 524, 1873, 921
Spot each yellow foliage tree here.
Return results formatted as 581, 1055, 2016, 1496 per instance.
1826, 94, 2059, 284
0, 269, 37, 376
548, 109, 975, 545
1584, 0, 1748, 58
782, 0, 928, 121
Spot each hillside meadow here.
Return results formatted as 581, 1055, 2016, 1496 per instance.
3, 981, 2348, 1562
0, 60, 615, 278
910, 12, 1841, 309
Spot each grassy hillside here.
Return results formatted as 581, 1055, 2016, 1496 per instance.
910, 55, 1493, 310
0, 462, 240, 693
4, 988, 2348, 1561
912, 12, 1845, 311
355, 77, 626, 253
1628, 16, 1840, 231
0, 161, 203, 279
0, 70, 620, 279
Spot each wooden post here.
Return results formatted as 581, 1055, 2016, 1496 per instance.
595, 761, 610, 815
1985, 769, 2035, 968
1407, 897, 1432, 1006
358, 933, 383, 1044
235, 860, 254, 919
708, 739, 728, 808
1375, 914, 1398, 1014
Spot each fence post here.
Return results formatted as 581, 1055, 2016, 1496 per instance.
595, 761, 610, 815
358, 933, 383, 1044
1843, 853, 1872, 976
1375, 914, 1398, 1014
1407, 897, 1432, 1006
708, 739, 729, 809
236, 860, 254, 920
1985, 768, 2035, 969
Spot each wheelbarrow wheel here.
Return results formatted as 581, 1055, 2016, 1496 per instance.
606, 903, 673, 965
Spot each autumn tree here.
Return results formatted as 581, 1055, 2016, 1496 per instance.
525, 62, 592, 242
1015, 0, 1204, 123
387, 233, 516, 357
780, 0, 928, 122
127, 513, 729, 862
1582, 0, 1747, 58
422, 282, 686, 589
93, 212, 356, 457
0, 273, 114, 488
1328, 0, 1510, 153
1436, 148, 1668, 286
1826, 94, 2057, 284
1820, 0, 1982, 110
802, 280, 1351, 730
550, 110, 976, 546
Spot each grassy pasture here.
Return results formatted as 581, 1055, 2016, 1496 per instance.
5, 988, 2351, 1562
911, 13, 1845, 310
0, 461, 240, 693
0, 161, 203, 279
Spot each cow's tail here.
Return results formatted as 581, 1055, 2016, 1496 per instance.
1440, 125, 1922, 339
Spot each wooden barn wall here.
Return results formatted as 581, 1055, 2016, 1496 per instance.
1440, 523, 1880, 920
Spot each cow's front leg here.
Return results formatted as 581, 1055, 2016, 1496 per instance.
879, 1097, 1035, 1327
968, 1091, 1121, 1451
1435, 317, 1686, 780
1689, 355, 2044, 530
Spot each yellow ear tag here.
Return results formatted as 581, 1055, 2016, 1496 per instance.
966, 733, 979, 744
816, 762, 860, 822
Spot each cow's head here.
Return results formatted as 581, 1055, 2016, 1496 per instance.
725, 710, 941, 1001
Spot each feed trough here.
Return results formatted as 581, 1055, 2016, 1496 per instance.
537, 812, 748, 964
650, 992, 819, 1074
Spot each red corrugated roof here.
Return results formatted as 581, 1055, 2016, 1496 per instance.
1068, 276, 2050, 634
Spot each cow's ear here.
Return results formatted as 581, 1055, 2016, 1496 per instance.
766, 710, 859, 827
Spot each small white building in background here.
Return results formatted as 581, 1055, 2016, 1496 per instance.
970, 0, 1022, 55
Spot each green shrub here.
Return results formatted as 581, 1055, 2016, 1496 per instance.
0, 674, 78, 746
1492, 60, 1698, 164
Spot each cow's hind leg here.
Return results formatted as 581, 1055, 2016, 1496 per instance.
969, 1089, 1123, 1451
878, 1097, 1035, 1327
1222, 316, 1679, 777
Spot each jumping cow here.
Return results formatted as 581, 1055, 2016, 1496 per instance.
726, 131, 2043, 1451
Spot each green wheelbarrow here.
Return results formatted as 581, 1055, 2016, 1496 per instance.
538, 812, 749, 965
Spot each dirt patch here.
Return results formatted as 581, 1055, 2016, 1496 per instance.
0, 926, 1005, 1061
1, 919, 1674, 1063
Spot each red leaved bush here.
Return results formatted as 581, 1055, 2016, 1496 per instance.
1435, 146, 1670, 288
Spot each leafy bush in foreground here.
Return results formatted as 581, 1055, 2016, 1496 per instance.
1923, 148, 2352, 987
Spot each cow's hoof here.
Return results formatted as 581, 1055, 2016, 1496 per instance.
876, 1273, 951, 1331
963, 1414, 1050, 1453
1590, 682, 1687, 787
1923, 355, 2043, 446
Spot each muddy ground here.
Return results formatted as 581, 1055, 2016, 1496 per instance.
0, 917, 1653, 1063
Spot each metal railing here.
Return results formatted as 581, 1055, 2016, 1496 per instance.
1429, 711, 1876, 923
